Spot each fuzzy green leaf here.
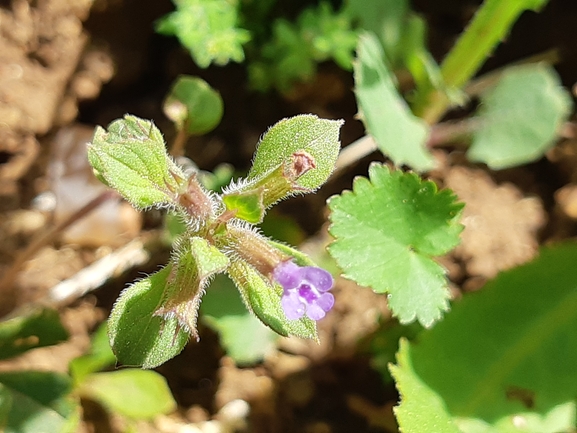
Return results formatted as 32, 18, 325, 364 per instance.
390, 242, 577, 433
247, 114, 343, 193
0, 371, 79, 433
155, 0, 250, 68
163, 75, 223, 135
107, 266, 190, 369
0, 309, 68, 360
468, 64, 572, 169
88, 115, 185, 209
201, 275, 277, 365
109, 237, 228, 368
354, 32, 435, 172
79, 370, 176, 419
155, 237, 229, 340
227, 259, 318, 341
328, 164, 463, 327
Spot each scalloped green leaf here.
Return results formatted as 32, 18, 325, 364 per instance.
247, 114, 343, 192
390, 242, 577, 433
107, 266, 190, 369
0, 309, 68, 360
87, 115, 185, 209
79, 370, 176, 420
328, 164, 463, 327
163, 75, 224, 135
354, 32, 435, 172
0, 371, 79, 433
227, 259, 318, 341
468, 64, 572, 169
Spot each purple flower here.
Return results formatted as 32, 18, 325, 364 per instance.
273, 260, 335, 321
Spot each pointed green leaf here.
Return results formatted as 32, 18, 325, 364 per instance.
227, 259, 318, 341
390, 242, 577, 433
163, 75, 223, 135
0, 309, 68, 360
201, 275, 277, 365
222, 189, 265, 224
108, 266, 190, 369
108, 237, 228, 368
0, 371, 80, 433
247, 114, 343, 192
468, 64, 572, 169
79, 370, 176, 419
328, 164, 463, 327
87, 115, 186, 208
354, 32, 435, 172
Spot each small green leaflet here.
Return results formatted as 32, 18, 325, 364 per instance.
222, 190, 265, 224
468, 64, 572, 169
354, 32, 435, 172
390, 242, 577, 433
163, 75, 224, 135
328, 164, 463, 327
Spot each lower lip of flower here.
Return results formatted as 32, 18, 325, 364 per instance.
298, 283, 317, 302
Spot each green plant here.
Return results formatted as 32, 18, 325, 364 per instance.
0, 313, 175, 433
324, 0, 577, 431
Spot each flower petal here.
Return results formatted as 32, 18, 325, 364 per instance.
274, 260, 300, 289
301, 266, 333, 292
306, 303, 327, 320
281, 291, 306, 320
315, 292, 334, 312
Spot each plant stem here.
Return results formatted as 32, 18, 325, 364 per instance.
170, 127, 190, 157
413, 0, 549, 124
